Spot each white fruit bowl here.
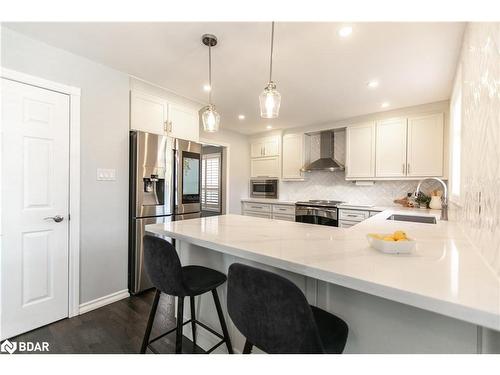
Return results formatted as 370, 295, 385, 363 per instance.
366, 234, 416, 254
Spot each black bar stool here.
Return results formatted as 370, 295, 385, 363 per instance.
227, 263, 349, 354
140, 235, 233, 354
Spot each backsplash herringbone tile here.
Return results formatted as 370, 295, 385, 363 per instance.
452, 23, 500, 276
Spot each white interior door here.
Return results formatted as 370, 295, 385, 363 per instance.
1, 78, 70, 340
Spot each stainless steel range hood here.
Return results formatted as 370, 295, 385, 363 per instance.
302, 131, 345, 172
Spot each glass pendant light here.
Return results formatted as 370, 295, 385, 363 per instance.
201, 34, 220, 132
259, 22, 281, 119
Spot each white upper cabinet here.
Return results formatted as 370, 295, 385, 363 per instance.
168, 103, 200, 142
251, 135, 280, 158
250, 135, 281, 178
251, 157, 280, 178
407, 113, 444, 177
346, 122, 376, 179
130, 90, 168, 135
282, 133, 308, 180
375, 118, 408, 177
130, 90, 199, 142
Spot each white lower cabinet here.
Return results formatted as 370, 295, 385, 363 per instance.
242, 201, 295, 222
338, 208, 381, 228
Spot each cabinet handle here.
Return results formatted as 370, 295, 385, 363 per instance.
164, 121, 169, 133
407, 164, 410, 175
402, 163, 406, 174
168, 121, 173, 133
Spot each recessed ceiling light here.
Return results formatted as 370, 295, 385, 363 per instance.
238, 114, 245, 120
266, 125, 273, 130
367, 80, 379, 89
338, 26, 353, 38
203, 84, 211, 92
381, 102, 390, 108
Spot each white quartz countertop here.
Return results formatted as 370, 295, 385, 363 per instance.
146, 210, 500, 331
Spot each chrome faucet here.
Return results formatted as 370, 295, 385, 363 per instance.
415, 177, 448, 221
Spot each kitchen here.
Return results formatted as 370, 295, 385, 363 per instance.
0, 8, 500, 370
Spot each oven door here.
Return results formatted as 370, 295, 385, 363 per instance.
250, 179, 278, 198
295, 206, 339, 227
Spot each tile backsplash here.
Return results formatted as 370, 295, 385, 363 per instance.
280, 172, 422, 206
451, 23, 500, 276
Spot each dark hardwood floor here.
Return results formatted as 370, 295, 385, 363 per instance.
11, 289, 205, 354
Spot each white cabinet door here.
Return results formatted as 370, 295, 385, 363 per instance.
251, 157, 280, 178
263, 136, 280, 156
251, 141, 265, 158
1, 79, 70, 339
375, 118, 408, 177
407, 113, 444, 177
346, 122, 376, 178
168, 103, 200, 142
282, 134, 305, 180
130, 90, 168, 134
251, 135, 280, 158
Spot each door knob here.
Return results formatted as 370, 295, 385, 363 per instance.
44, 215, 64, 223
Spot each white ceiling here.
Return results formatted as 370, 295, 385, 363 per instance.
4, 22, 465, 134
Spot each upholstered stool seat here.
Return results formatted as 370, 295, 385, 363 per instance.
140, 235, 233, 354
227, 263, 348, 354
181, 265, 227, 296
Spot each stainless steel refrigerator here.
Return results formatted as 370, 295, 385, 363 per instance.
129, 131, 202, 294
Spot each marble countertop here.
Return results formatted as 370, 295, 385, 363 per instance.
146, 209, 500, 331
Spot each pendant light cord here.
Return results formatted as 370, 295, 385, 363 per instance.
269, 21, 275, 83
208, 44, 212, 105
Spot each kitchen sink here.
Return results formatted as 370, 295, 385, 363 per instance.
386, 214, 437, 224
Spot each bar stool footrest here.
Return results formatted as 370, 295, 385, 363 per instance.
145, 318, 230, 354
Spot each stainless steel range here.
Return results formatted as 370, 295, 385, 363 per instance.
295, 200, 345, 227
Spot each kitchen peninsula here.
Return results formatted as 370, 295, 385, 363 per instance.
146, 210, 500, 354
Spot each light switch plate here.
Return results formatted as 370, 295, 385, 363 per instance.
97, 168, 116, 181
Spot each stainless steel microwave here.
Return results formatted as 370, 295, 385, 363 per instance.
250, 179, 278, 199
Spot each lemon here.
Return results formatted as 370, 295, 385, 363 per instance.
383, 236, 396, 241
393, 230, 407, 241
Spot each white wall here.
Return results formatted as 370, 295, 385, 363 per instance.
1, 27, 130, 304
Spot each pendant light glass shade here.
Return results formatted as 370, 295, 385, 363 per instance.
200, 34, 220, 132
201, 104, 220, 132
259, 81, 281, 119
259, 22, 281, 119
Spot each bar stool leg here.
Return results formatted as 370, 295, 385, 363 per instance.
190, 296, 197, 348
140, 289, 161, 354
211, 289, 234, 354
175, 297, 184, 354
242, 339, 253, 354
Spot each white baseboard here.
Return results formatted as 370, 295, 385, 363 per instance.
79, 289, 130, 315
